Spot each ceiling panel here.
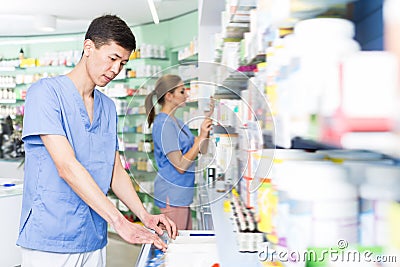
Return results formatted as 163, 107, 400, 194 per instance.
0, 0, 198, 37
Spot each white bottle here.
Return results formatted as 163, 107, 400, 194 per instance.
146, 159, 153, 172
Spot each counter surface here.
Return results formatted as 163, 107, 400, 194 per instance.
135, 188, 263, 267
0, 178, 23, 198
0, 180, 22, 267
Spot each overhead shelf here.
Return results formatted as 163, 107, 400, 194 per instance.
178, 53, 198, 64
129, 57, 169, 62
214, 71, 249, 99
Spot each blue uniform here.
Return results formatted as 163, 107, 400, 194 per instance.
17, 76, 118, 253
152, 112, 195, 208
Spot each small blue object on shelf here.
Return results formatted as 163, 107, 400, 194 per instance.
1, 183, 16, 187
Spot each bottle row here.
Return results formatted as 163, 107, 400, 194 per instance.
120, 139, 154, 153
126, 64, 163, 79
0, 89, 18, 101
229, 191, 264, 253
237, 148, 399, 263
130, 43, 168, 60
0, 50, 81, 68
0, 105, 23, 118
121, 154, 155, 174
177, 37, 198, 61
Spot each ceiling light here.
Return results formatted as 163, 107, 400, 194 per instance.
147, 0, 159, 24
35, 15, 57, 32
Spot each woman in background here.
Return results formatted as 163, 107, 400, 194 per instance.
145, 74, 214, 230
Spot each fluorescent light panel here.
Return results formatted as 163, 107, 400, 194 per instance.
147, 0, 159, 24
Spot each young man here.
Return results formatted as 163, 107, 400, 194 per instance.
17, 15, 177, 266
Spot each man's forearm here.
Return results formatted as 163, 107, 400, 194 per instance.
111, 154, 149, 220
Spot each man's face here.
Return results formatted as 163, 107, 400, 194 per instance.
85, 40, 131, 87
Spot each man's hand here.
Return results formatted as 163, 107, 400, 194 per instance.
141, 213, 178, 240
113, 218, 170, 252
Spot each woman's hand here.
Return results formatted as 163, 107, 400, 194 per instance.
199, 117, 213, 139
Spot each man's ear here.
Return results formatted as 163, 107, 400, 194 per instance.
83, 39, 94, 57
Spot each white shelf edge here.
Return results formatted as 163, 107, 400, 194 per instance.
208, 189, 263, 267
0, 99, 17, 104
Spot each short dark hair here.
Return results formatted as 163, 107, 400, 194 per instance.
85, 14, 136, 52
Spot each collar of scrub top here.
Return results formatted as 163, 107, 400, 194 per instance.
70, 84, 102, 132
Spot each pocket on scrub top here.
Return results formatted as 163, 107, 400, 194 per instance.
89, 132, 116, 165
38, 191, 84, 241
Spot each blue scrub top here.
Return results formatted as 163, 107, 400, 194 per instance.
17, 76, 118, 253
152, 112, 195, 208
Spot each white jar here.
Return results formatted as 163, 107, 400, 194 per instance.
359, 165, 400, 246
292, 18, 360, 117
285, 161, 357, 253
342, 159, 394, 186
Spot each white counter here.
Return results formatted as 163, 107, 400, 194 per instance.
0, 178, 23, 267
0, 159, 24, 180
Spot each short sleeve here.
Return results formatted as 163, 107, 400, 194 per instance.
22, 79, 66, 144
160, 119, 180, 155
115, 114, 119, 151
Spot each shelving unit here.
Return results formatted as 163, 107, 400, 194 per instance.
0, 65, 73, 98
0, 64, 75, 159
190, 2, 400, 267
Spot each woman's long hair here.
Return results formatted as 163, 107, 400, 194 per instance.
144, 74, 182, 127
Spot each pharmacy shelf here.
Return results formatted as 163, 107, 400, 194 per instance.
178, 53, 198, 64
208, 189, 262, 267
0, 99, 17, 104
129, 57, 169, 62
290, 136, 341, 151
118, 131, 152, 135
0, 67, 17, 72
110, 94, 147, 99
117, 113, 146, 117
123, 151, 154, 156
0, 83, 17, 88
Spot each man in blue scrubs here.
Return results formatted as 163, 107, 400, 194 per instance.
17, 15, 177, 266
